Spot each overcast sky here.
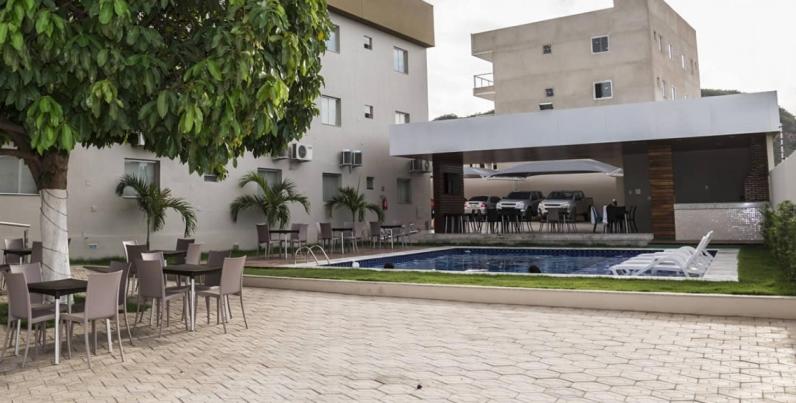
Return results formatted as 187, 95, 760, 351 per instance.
424, 0, 796, 120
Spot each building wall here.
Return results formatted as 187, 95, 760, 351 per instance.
0, 11, 432, 259
771, 152, 796, 205
471, 0, 700, 114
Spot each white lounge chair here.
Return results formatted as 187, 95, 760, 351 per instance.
610, 231, 714, 277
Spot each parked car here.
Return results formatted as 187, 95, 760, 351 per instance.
496, 191, 544, 216
537, 191, 593, 221
464, 196, 500, 214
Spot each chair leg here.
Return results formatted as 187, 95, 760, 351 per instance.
226, 295, 232, 319
220, 296, 228, 334
205, 297, 210, 324
115, 314, 125, 362
22, 322, 32, 367
67, 322, 73, 359
92, 320, 97, 354
14, 320, 21, 356
166, 300, 170, 328
216, 298, 220, 325
123, 306, 134, 346
157, 300, 164, 338
83, 322, 91, 369
239, 293, 248, 329
105, 319, 113, 354
0, 319, 14, 362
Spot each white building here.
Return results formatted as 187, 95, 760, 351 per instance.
0, 0, 436, 258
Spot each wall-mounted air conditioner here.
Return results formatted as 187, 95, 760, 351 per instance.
340, 149, 353, 167
409, 159, 431, 173
272, 145, 290, 160
291, 143, 313, 162
352, 150, 362, 167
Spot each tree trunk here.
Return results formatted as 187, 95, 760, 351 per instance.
35, 152, 71, 281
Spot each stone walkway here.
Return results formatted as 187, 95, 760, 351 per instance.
1, 287, 795, 402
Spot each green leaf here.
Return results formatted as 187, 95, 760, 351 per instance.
59, 125, 74, 150
113, 0, 129, 17
0, 23, 7, 45
179, 107, 194, 133
99, 1, 113, 24
35, 11, 50, 34
206, 60, 222, 81
156, 92, 167, 118
97, 49, 108, 67
10, 31, 23, 51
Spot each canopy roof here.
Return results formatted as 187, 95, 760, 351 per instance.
490, 159, 623, 178
463, 167, 495, 178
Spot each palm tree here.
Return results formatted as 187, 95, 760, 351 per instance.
325, 186, 384, 224
115, 175, 197, 248
230, 171, 310, 228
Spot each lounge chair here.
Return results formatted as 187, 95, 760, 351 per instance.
610, 231, 714, 277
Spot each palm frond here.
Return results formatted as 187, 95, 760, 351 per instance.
162, 195, 198, 236
230, 171, 311, 228
230, 194, 265, 222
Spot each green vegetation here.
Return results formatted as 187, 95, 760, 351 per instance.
325, 186, 384, 223
762, 201, 796, 280
230, 171, 310, 229
245, 246, 796, 296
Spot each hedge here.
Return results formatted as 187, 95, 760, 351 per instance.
763, 201, 796, 280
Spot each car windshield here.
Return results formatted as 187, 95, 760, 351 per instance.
547, 191, 575, 199
469, 196, 488, 202
506, 192, 531, 199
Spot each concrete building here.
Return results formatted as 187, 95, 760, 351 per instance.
472, 0, 700, 113
0, 0, 435, 259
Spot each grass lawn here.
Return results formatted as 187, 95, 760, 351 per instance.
245, 246, 796, 296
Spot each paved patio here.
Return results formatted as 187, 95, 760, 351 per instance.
1, 286, 796, 402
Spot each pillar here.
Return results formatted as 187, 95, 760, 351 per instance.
648, 142, 675, 239
432, 153, 464, 233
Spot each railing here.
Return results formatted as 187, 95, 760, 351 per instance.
294, 244, 331, 265
473, 73, 494, 89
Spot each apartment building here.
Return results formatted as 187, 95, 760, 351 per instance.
0, 0, 435, 258
472, 0, 700, 113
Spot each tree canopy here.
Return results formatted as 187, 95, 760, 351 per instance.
0, 0, 332, 181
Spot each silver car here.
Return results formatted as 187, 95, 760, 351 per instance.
464, 196, 500, 214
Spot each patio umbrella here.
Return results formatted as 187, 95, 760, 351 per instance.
489, 159, 623, 178
463, 167, 496, 179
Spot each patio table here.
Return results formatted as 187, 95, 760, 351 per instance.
379, 225, 403, 248
3, 248, 32, 263
27, 278, 87, 365
269, 229, 299, 259
331, 227, 354, 254
162, 264, 222, 332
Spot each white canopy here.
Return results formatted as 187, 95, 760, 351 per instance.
489, 159, 623, 178
463, 167, 496, 178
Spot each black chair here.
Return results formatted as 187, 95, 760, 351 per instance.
626, 206, 638, 233
606, 205, 627, 233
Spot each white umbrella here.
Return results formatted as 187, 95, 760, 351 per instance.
489, 159, 623, 178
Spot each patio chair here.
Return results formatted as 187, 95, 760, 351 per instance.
289, 223, 309, 251
4, 238, 25, 265
125, 243, 148, 294
590, 206, 607, 233
342, 221, 361, 252
626, 206, 638, 233
1, 272, 59, 367
540, 208, 564, 232
197, 256, 248, 333
133, 259, 189, 337
317, 222, 334, 251
174, 238, 194, 264
106, 261, 135, 346
5, 263, 55, 357
29, 241, 42, 264
62, 270, 125, 368
369, 222, 383, 248
122, 240, 138, 262
256, 224, 278, 258
185, 243, 203, 265
610, 231, 714, 277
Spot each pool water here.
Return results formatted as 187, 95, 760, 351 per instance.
328, 248, 657, 275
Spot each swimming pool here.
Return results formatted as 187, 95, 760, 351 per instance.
327, 248, 662, 276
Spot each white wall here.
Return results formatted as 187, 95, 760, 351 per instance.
0, 11, 432, 259
771, 152, 796, 205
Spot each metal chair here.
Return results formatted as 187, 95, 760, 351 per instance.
62, 270, 125, 368
256, 224, 277, 258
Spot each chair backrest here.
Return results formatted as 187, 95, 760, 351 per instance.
185, 243, 203, 265
546, 208, 562, 223
141, 251, 165, 267
290, 223, 308, 241
136, 259, 165, 299
107, 261, 131, 306
204, 250, 230, 287
220, 256, 246, 295
369, 222, 381, 237
4, 237, 24, 264
9, 262, 44, 304
5, 272, 31, 320
122, 240, 138, 261
318, 223, 332, 239
175, 238, 195, 251
256, 224, 270, 243
125, 244, 148, 275
30, 241, 43, 264
84, 271, 123, 320
590, 206, 599, 225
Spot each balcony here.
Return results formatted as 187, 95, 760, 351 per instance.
473, 73, 495, 101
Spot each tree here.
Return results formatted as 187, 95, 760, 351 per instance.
0, 0, 331, 279
325, 186, 384, 224
229, 171, 310, 229
115, 175, 197, 248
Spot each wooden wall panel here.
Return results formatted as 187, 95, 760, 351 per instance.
432, 153, 464, 233
648, 142, 675, 239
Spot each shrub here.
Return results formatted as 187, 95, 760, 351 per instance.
763, 201, 796, 280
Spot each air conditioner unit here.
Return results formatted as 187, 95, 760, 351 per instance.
291, 143, 313, 162
272, 145, 290, 160
408, 159, 431, 173
340, 149, 353, 167
352, 150, 363, 167
131, 132, 145, 148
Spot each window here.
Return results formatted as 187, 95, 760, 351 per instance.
257, 168, 282, 186
320, 95, 340, 126
363, 35, 372, 50
671, 86, 677, 100
123, 159, 159, 197
397, 178, 411, 204
364, 104, 373, 119
593, 81, 613, 100
538, 103, 554, 111
0, 156, 37, 194
545, 88, 555, 97
203, 174, 218, 182
658, 34, 664, 52
543, 44, 552, 54
394, 111, 410, 124
325, 25, 339, 53
656, 76, 661, 89
681, 54, 686, 70
591, 35, 609, 53
393, 47, 408, 73
662, 79, 667, 99
366, 177, 374, 190
322, 173, 341, 202
667, 43, 672, 59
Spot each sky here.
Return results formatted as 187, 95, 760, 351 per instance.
424, 0, 796, 120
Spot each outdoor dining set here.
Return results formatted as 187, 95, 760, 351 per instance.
0, 237, 249, 369
442, 205, 639, 234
